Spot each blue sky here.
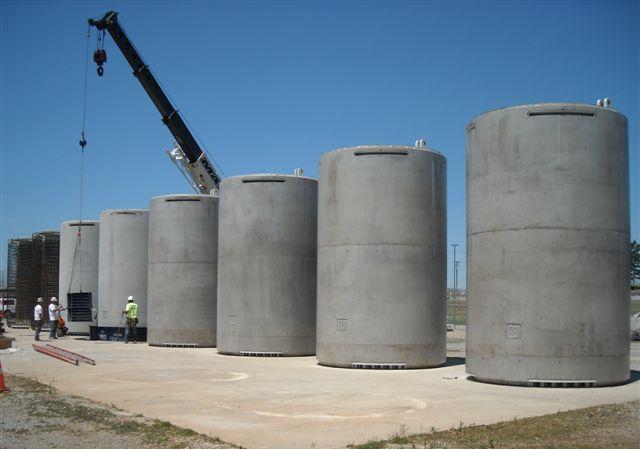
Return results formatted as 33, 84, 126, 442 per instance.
1, 0, 639, 288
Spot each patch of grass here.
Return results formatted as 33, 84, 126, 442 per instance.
356, 426, 412, 449
350, 401, 640, 449
111, 420, 146, 434
7, 374, 55, 394
58, 402, 115, 423
154, 420, 174, 430
387, 425, 411, 446
173, 426, 198, 437
358, 440, 383, 449
4, 428, 29, 434
447, 300, 467, 325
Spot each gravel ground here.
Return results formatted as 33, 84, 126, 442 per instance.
0, 375, 238, 449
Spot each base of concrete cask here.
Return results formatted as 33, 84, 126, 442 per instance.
217, 333, 316, 357
90, 326, 147, 342
466, 353, 631, 387
316, 341, 446, 370
317, 360, 446, 370
147, 329, 215, 348
218, 350, 315, 357
467, 375, 631, 388
148, 343, 213, 348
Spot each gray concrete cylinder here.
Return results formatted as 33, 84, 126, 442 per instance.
317, 146, 447, 369
217, 174, 317, 356
98, 209, 149, 328
147, 194, 218, 347
59, 220, 99, 335
466, 103, 630, 386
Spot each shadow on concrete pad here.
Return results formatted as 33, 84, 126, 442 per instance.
443, 356, 465, 367
630, 370, 639, 383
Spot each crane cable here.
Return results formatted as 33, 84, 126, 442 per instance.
68, 24, 92, 296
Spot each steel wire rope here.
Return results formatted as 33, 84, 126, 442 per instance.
68, 25, 92, 297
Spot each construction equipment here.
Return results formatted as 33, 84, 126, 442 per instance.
33, 344, 95, 366
0, 298, 16, 319
87, 11, 223, 194
0, 358, 9, 392
0, 320, 10, 351
56, 316, 69, 337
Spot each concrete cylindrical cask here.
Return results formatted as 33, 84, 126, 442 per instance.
148, 194, 218, 347
217, 174, 317, 356
466, 103, 630, 386
98, 209, 149, 329
59, 220, 99, 335
317, 146, 447, 369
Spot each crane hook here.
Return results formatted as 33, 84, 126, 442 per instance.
93, 48, 107, 77
93, 29, 107, 77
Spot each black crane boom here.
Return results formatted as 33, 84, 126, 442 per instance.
88, 10, 221, 193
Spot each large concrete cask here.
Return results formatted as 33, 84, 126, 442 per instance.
466, 103, 630, 386
147, 194, 218, 347
317, 145, 447, 369
217, 174, 317, 356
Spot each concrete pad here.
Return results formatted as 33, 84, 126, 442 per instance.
2, 327, 638, 448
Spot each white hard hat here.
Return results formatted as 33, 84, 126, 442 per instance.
37, 297, 43, 303
127, 296, 134, 301
51, 297, 58, 302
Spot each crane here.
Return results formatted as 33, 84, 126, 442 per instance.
88, 10, 222, 194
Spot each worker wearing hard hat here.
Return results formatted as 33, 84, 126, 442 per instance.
34, 298, 44, 341
122, 296, 139, 344
48, 297, 60, 339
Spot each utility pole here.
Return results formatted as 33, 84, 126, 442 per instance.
454, 260, 460, 325
451, 243, 459, 326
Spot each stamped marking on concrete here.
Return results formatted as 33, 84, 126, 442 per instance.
251, 410, 385, 420
403, 396, 427, 413
210, 372, 250, 382
102, 371, 250, 384
250, 392, 427, 420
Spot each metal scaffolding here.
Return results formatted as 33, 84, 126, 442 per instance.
8, 232, 60, 321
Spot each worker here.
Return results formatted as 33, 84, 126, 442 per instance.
48, 297, 60, 339
122, 296, 139, 343
34, 298, 44, 341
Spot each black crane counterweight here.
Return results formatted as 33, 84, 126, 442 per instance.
87, 10, 222, 194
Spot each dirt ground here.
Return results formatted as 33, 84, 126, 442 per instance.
350, 401, 640, 448
0, 374, 237, 449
